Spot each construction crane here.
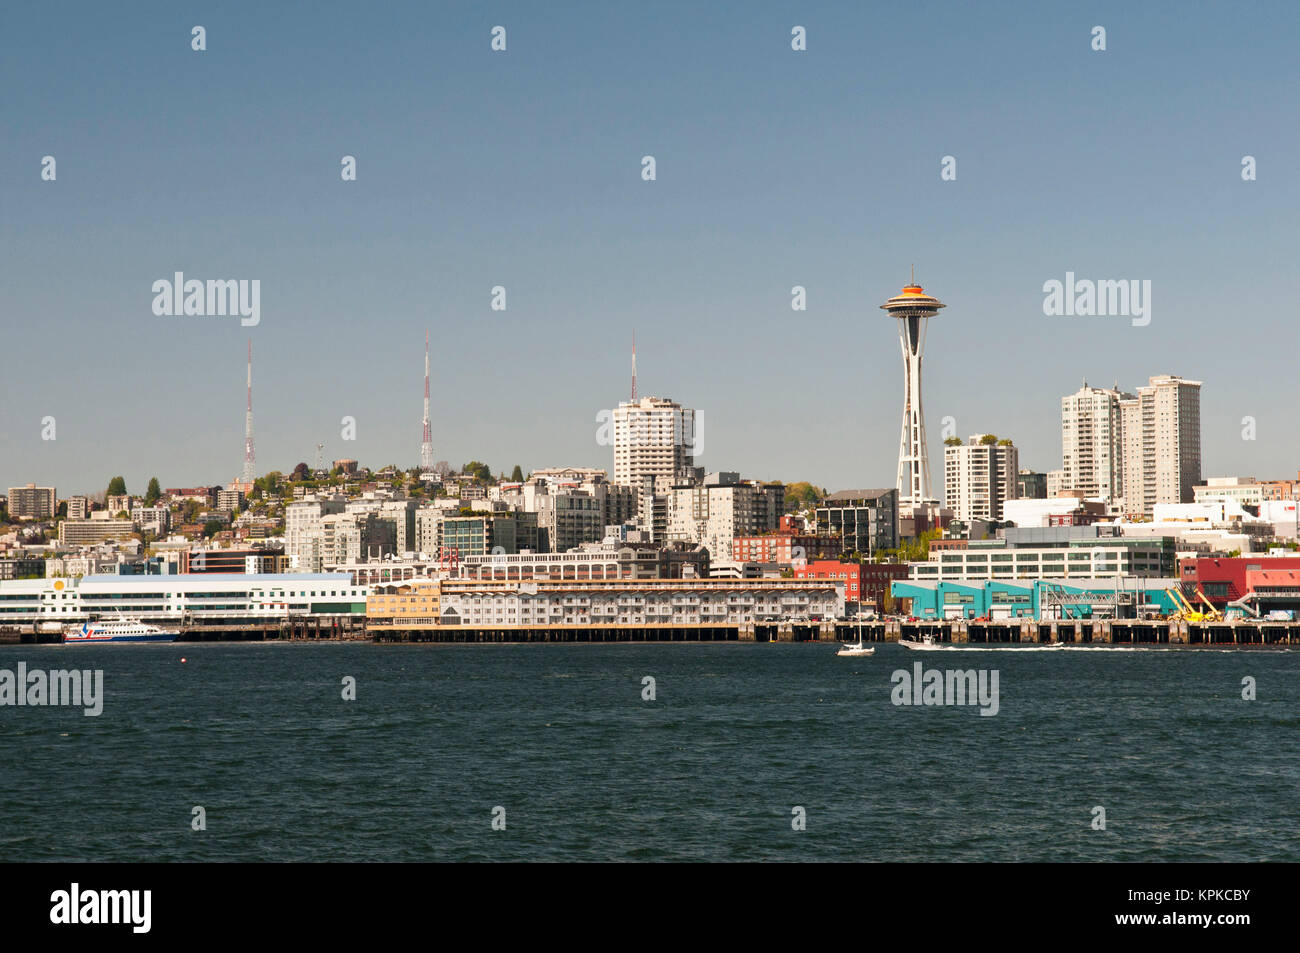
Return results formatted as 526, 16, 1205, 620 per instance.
1165, 587, 1207, 623
1193, 588, 1224, 622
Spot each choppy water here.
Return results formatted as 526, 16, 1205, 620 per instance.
1, 642, 1296, 861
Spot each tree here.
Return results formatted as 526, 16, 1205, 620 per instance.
943, 437, 963, 447
979, 434, 998, 445
782, 482, 825, 512
145, 477, 162, 505
463, 461, 492, 483
107, 476, 127, 496
509, 465, 524, 483
202, 520, 224, 538
875, 528, 941, 564
291, 462, 311, 481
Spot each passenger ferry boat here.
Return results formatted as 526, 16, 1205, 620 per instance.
63, 617, 179, 644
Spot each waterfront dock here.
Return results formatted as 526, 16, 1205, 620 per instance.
368, 618, 1300, 645
0, 616, 368, 644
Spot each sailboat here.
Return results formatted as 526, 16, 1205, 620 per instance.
836, 640, 875, 656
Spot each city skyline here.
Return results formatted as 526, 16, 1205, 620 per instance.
5, 2, 1299, 493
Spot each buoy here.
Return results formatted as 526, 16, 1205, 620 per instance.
181, 658, 187, 663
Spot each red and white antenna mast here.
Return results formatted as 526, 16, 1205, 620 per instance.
631, 330, 638, 402
420, 330, 434, 471
242, 339, 255, 484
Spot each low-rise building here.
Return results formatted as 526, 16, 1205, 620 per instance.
909, 525, 1175, 582
1192, 477, 1264, 508
367, 577, 844, 628
814, 489, 899, 555
458, 542, 707, 582
58, 519, 135, 546
795, 560, 909, 613
732, 515, 841, 565
0, 572, 368, 624
891, 577, 1183, 621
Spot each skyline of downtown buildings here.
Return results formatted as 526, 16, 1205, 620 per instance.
0, 315, 1254, 513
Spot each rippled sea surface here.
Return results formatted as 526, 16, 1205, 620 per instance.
2, 642, 1296, 862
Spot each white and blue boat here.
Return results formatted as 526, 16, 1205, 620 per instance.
63, 617, 179, 644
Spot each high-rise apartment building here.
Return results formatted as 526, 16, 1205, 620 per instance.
944, 436, 1019, 522
1119, 375, 1202, 516
1060, 382, 1129, 501
1059, 375, 1202, 516
6, 484, 56, 520
612, 396, 696, 493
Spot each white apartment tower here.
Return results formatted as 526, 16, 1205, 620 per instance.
1060, 382, 1129, 501
944, 436, 1019, 522
1120, 375, 1202, 516
612, 396, 696, 493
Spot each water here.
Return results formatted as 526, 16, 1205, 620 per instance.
2, 642, 1296, 862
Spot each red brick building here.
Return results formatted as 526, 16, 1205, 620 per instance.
732, 516, 841, 565
794, 559, 909, 612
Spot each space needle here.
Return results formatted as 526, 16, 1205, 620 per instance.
880, 270, 945, 505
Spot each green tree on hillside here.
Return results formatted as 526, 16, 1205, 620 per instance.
463, 461, 492, 483
782, 482, 826, 512
106, 476, 127, 496
145, 477, 162, 505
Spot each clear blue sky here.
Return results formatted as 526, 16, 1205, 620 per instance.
3, 1, 1298, 496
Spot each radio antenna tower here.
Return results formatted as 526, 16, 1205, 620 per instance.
420, 330, 434, 471
242, 339, 256, 484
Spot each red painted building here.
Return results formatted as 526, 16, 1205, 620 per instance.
1183, 555, 1300, 606
794, 560, 908, 611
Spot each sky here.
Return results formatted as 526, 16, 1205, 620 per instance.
3, 1, 1299, 497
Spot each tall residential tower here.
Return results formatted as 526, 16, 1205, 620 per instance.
1120, 375, 1202, 516
1060, 381, 1129, 501
612, 396, 696, 493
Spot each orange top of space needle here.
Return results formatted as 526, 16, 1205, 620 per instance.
881, 269, 945, 314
